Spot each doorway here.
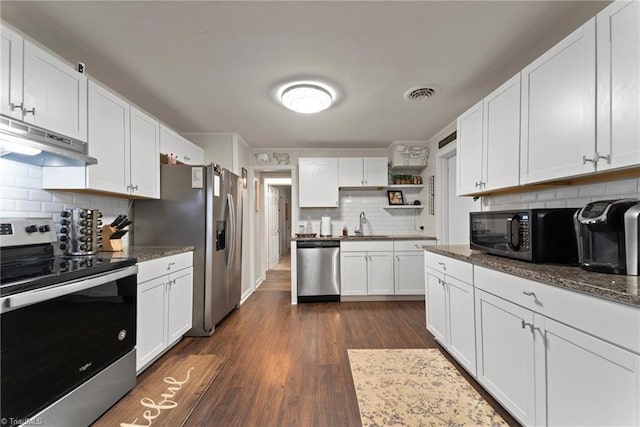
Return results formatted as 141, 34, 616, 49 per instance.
436, 143, 480, 245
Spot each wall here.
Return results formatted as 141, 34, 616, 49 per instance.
0, 158, 130, 245
482, 178, 640, 211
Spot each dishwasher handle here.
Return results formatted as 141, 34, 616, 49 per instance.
297, 240, 340, 249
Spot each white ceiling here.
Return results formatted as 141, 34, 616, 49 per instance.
1, 1, 609, 149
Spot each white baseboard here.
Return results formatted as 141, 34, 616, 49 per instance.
255, 276, 264, 289
240, 288, 253, 305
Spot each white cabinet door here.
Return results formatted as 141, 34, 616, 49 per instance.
425, 269, 447, 343
483, 74, 521, 192
183, 140, 204, 165
363, 157, 388, 187
394, 251, 425, 295
340, 251, 368, 296
338, 157, 363, 187
475, 289, 535, 426
86, 81, 130, 194
456, 100, 483, 195
536, 314, 640, 427
160, 125, 184, 161
367, 252, 394, 295
22, 40, 87, 141
596, 0, 640, 171
446, 276, 476, 376
130, 106, 160, 198
136, 276, 167, 372
167, 267, 193, 344
520, 19, 596, 184
298, 158, 339, 207
1, 26, 23, 119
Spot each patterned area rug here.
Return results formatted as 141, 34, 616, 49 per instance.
93, 354, 227, 427
348, 348, 507, 426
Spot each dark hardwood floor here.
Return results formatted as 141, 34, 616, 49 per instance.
144, 252, 519, 426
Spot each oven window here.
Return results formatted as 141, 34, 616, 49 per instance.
1, 274, 136, 422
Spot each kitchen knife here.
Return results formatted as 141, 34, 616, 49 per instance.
110, 230, 128, 240
110, 214, 124, 227
117, 219, 132, 230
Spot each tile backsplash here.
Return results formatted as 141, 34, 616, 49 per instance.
482, 178, 640, 211
298, 189, 426, 236
1, 158, 131, 236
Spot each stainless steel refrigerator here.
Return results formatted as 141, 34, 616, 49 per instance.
133, 164, 243, 336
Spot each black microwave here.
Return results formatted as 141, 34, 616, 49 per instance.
470, 208, 580, 263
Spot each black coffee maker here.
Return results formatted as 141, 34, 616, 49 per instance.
574, 199, 640, 275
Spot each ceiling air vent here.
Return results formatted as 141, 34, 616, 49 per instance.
404, 86, 436, 101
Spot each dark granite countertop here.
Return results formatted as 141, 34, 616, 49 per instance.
97, 246, 194, 263
424, 245, 640, 308
291, 235, 437, 242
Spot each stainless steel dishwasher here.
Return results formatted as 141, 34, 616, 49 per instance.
296, 240, 340, 302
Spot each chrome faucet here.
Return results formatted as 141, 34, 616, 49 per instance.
355, 211, 367, 236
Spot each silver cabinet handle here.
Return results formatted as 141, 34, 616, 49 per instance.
522, 291, 535, 297
597, 153, 611, 164
437, 261, 447, 271
23, 107, 36, 116
396, 255, 400, 261
131, 185, 138, 191
582, 155, 596, 164
167, 262, 176, 270
475, 181, 481, 187
9, 102, 23, 111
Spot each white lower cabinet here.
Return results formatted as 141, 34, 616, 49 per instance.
473, 265, 640, 426
425, 253, 476, 376
340, 242, 394, 296
475, 289, 535, 425
136, 252, 193, 373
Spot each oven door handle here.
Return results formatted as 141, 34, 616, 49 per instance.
1, 265, 138, 313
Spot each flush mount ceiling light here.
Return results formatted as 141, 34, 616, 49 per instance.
280, 83, 333, 114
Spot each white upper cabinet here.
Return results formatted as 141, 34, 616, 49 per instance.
596, 0, 640, 171
457, 74, 521, 196
298, 157, 339, 207
338, 157, 388, 187
86, 80, 130, 194
457, 100, 484, 195
1, 25, 87, 141
520, 18, 596, 184
1, 26, 23, 120
43, 81, 160, 199
483, 74, 521, 192
130, 106, 160, 198
160, 124, 203, 165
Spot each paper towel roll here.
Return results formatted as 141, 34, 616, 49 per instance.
320, 216, 332, 236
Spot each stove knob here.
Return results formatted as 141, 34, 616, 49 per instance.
60, 243, 67, 250
25, 225, 38, 233
39, 225, 51, 232
60, 235, 68, 242
61, 211, 71, 218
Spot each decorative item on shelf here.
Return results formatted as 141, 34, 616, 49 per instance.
387, 190, 404, 205
413, 200, 422, 205
412, 176, 423, 185
393, 143, 430, 167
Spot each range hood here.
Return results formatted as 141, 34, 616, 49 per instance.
0, 114, 97, 167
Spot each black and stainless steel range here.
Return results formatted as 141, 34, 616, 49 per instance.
0, 217, 138, 426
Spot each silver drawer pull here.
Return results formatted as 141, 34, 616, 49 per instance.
522, 291, 535, 297
437, 261, 447, 270
167, 262, 176, 270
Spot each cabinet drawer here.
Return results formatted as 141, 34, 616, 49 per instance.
425, 252, 472, 284
341, 241, 393, 252
393, 240, 434, 252
474, 266, 640, 353
138, 251, 193, 283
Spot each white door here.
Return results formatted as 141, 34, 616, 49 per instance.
130, 106, 160, 198
167, 267, 193, 344
268, 186, 280, 268
446, 276, 476, 376
447, 154, 479, 245
23, 40, 87, 141
456, 101, 483, 195
367, 252, 394, 295
425, 269, 447, 343
136, 276, 167, 372
394, 252, 425, 295
278, 194, 287, 255
340, 252, 368, 296
338, 157, 364, 187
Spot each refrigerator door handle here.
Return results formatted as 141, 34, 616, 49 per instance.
226, 193, 235, 269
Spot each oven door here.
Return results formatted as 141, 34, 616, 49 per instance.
0, 265, 137, 422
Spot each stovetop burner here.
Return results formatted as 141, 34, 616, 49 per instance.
0, 218, 136, 297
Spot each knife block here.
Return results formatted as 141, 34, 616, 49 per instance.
100, 226, 124, 252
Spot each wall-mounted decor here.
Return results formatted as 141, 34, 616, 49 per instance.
241, 168, 247, 189
394, 144, 429, 166
253, 152, 291, 166
254, 180, 260, 212
429, 175, 435, 215
387, 190, 404, 205
255, 153, 271, 164
272, 153, 290, 165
